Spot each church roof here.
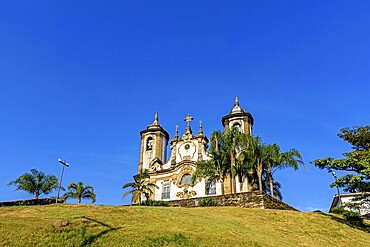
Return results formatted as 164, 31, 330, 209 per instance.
229, 96, 245, 114
221, 97, 254, 127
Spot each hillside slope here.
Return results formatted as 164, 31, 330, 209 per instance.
0, 205, 369, 246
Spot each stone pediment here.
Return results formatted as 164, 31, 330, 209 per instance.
148, 158, 163, 172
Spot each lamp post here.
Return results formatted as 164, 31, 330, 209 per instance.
330, 171, 343, 207
56, 158, 69, 204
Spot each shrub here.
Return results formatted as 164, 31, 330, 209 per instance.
331, 206, 345, 214
139, 200, 169, 207
331, 206, 364, 227
343, 210, 364, 227
199, 198, 218, 207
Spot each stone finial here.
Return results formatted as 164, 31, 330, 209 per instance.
230, 97, 245, 114
235, 96, 239, 106
198, 120, 203, 135
153, 112, 159, 125
174, 125, 179, 139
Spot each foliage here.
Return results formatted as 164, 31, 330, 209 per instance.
122, 170, 159, 204
199, 198, 218, 207
8, 169, 59, 199
314, 125, 370, 202
63, 181, 96, 204
331, 206, 364, 227
138, 200, 169, 207
343, 210, 364, 227
193, 127, 303, 199
332, 206, 346, 214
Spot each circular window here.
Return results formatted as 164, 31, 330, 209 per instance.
184, 144, 190, 150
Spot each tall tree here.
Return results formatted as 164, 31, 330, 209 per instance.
63, 181, 96, 204
265, 145, 303, 198
122, 170, 158, 204
8, 169, 59, 199
314, 125, 370, 199
222, 126, 255, 193
193, 128, 257, 194
250, 137, 269, 192
234, 133, 256, 192
192, 131, 229, 194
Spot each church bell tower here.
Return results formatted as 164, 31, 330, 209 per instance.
138, 113, 169, 173
222, 97, 254, 134
222, 97, 254, 194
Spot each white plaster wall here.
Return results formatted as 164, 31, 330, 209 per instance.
175, 141, 198, 163
339, 196, 370, 216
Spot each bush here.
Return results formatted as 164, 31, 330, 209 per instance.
343, 211, 364, 227
199, 198, 218, 207
332, 206, 346, 214
138, 200, 169, 207
331, 206, 364, 227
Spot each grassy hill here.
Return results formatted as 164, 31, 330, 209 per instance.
0, 204, 369, 246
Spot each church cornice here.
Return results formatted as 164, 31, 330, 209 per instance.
147, 160, 197, 175
140, 126, 169, 140
221, 112, 254, 127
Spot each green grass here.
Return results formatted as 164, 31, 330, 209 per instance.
0, 204, 369, 246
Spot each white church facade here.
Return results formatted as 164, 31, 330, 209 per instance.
137, 98, 254, 201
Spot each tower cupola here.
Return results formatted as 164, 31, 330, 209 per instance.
222, 97, 254, 134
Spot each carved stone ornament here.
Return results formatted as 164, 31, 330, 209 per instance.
176, 188, 197, 199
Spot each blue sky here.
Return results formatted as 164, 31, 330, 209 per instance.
1, 1, 369, 211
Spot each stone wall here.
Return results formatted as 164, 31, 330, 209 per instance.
0, 198, 63, 207
168, 191, 297, 211
262, 194, 298, 211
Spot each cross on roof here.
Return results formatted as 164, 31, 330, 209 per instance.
184, 114, 194, 127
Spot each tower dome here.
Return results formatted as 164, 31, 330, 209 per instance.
221, 97, 254, 134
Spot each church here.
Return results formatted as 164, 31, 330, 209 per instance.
137, 97, 254, 201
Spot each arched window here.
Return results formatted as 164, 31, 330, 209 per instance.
233, 123, 241, 131
146, 137, 153, 151
180, 174, 192, 186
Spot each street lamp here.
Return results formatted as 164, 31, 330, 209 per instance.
329, 170, 343, 207
56, 158, 70, 204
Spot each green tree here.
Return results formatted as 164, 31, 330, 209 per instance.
63, 181, 96, 204
223, 127, 245, 193
265, 144, 303, 198
193, 128, 253, 194
250, 138, 269, 192
314, 125, 370, 199
8, 169, 59, 199
122, 170, 158, 204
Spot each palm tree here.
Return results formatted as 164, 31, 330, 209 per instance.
122, 170, 158, 204
222, 127, 242, 193
63, 181, 96, 204
262, 173, 283, 200
193, 128, 259, 194
264, 145, 304, 198
8, 169, 59, 199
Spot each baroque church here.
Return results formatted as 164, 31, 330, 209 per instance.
138, 97, 254, 201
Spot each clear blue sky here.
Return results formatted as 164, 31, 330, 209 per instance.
1, 1, 369, 211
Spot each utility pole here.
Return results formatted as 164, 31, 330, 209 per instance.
56, 158, 70, 204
